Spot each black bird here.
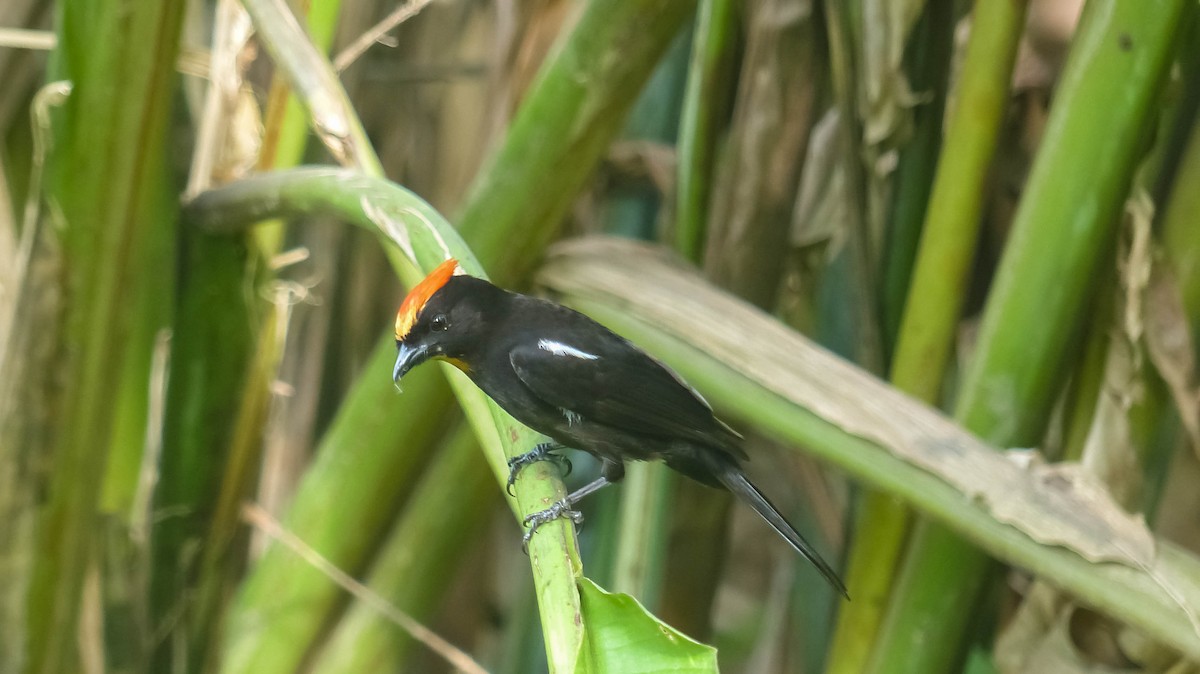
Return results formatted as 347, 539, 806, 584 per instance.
392, 259, 847, 597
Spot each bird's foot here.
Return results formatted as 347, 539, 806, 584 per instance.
506, 442, 571, 496
521, 499, 585, 551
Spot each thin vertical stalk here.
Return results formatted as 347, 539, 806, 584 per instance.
878, 2, 955, 359
1161, 117, 1200, 331
674, 0, 737, 262
610, 462, 673, 605
889, 0, 1029, 404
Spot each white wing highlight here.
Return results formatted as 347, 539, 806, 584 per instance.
537, 338, 599, 360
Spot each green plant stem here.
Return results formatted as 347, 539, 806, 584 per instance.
454, 0, 696, 284
610, 461, 673, 606
875, 1, 1187, 670
27, 2, 185, 673
674, 0, 737, 262
537, 238, 1200, 659
878, 2, 955, 359
153, 229, 256, 671
1058, 268, 1117, 463
889, 0, 1027, 404
308, 424, 496, 673
830, 3, 1026, 671
188, 292, 282, 670
825, 491, 909, 674
1162, 116, 1200, 333
218, 338, 456, 674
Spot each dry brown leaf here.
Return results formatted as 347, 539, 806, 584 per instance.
607, 140, 677, 195
704, 0, 819, 308
1013, 0, 1084, 91
791, 109, 849, 253
1156, 446, 1200, 555
996, 583, 1067, 674
997, 584, 1186, 674
1079, 329, 1143, 510
859, 0, 925, 145
187, 0, 260, 196
995, 583, 1141, 674
1120, 191, 1155, 355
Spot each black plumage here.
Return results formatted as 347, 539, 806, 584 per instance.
393, 263, 847, 598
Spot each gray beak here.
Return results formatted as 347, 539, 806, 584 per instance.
393, 342, 430, 384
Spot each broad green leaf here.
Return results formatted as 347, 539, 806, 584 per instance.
578, 577, 718, 674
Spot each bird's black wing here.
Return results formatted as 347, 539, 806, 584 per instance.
508, 334, 746, 460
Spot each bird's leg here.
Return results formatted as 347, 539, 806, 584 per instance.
521, 476, 613, 548
506, 441, 572, 496
521, 460, 624, 548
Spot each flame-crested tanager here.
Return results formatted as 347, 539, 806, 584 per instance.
392, 259, 847, 597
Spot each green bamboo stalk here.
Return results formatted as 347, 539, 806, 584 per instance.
1058, 269, 1116, 462
878, 2, 955, 358
218, 338, 456, 674
889, 0, 1028, 404
308, 424, 495, 673
610, 462, 673, 606
178, 1, 345, 664
455, 0, 696, 283
674, 0, 737, 262
536, 238, 1200, 660
1162, 117, 1200, 331
1148, 7, 1200, 207
188, 293, 283, 672
873, 1, 1187, 670
27, 2, 185, 673
153, 230, 256, 671
829, 2, 1027, 671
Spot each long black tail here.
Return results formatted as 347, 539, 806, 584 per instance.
718, 467, 849, 599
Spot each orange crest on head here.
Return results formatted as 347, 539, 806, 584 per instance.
395, 259, 462, 340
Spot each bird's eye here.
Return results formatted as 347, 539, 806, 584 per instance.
430, 314, 449, 331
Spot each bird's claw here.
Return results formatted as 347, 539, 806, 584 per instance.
505, 442, 571, 496
521, 499, 585, 552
